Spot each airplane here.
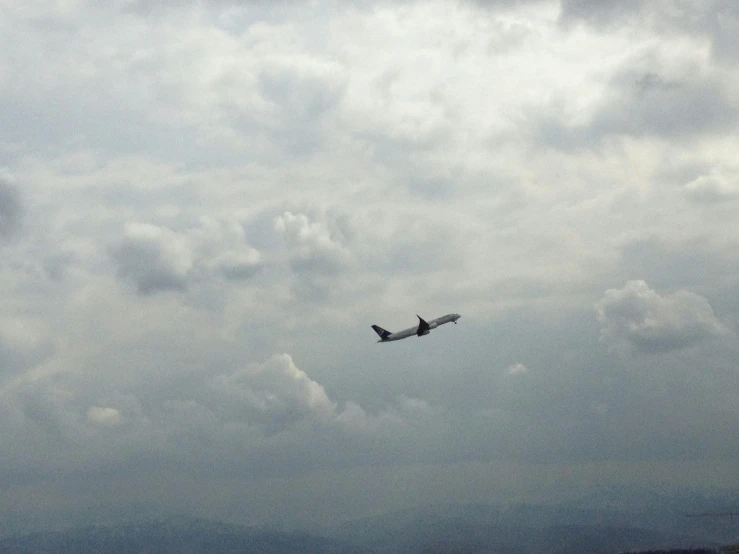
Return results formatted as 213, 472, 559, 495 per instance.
371, 313, 461, 342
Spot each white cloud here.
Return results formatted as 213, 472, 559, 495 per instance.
683, 173, 739, 203
87, 405, 122, 426
275, 211, 352, 274
506, 362, 529, 375
192, 217, 263, 281
0, 320, 53, 378
210, 353, 337, 433
274, 211, 355, 302
595, 280, 727, 353
206, 354, 439, 438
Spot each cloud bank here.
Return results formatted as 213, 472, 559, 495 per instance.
596, 280, 727, 353
1, 0, 738, 531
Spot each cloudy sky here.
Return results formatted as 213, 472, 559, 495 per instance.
1, 0, 738, 529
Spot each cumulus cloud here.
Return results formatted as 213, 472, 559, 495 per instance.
535, 66, 737, 149
210, 249, 263, 280
87, 406, 123, 426
591, 70, 736, 139
595, 280, 727, 353
254, 60, 346, 156
683, 173, 739, 203
110, 218, 262, 295
0, 178, 22, 239
0, 321, 54, 379
0, 350, 439, 481
506, 362, 529, 375
210, 353, 337, 434
558, 1, 739, 62
192, 217, 263, 281
206, 354, 434, 438
110, 223, 193, 294
274, 211, 354, 301
275, 211, 352, 274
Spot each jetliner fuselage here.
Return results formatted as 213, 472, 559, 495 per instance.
371, 313, 461, 342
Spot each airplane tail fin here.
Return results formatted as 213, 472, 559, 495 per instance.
371, 325, 392, 340
416, 315, 430, 336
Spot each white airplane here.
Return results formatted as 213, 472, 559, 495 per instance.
371, 313, 461, 342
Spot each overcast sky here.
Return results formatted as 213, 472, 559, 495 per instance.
1, 0, 738, 530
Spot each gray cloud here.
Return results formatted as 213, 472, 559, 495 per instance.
0, 327, 53, 380
619, 236, 739, 298
209, 353, 338, 435
110, 219, 262, 295
559, 0, 649, 27
2, 0, 739, 532
591, 70, 736, 138
274, 211, 356, 302
683, 173, 739, 203
110, 223, 193, 294
0, 179, 22, 239
595, 280, 727, 353
0, 351, 436, 480
559, 1, 739, 62
533, 67, 737, 149
211, 251, 263, 280
252, 63, 345, 157
706, 2, 739, 61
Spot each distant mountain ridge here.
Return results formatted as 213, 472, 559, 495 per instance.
326, 497, 737, 554
2, 515, 724, 554
0, 518, 371, 554
2, 490, 738, 554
